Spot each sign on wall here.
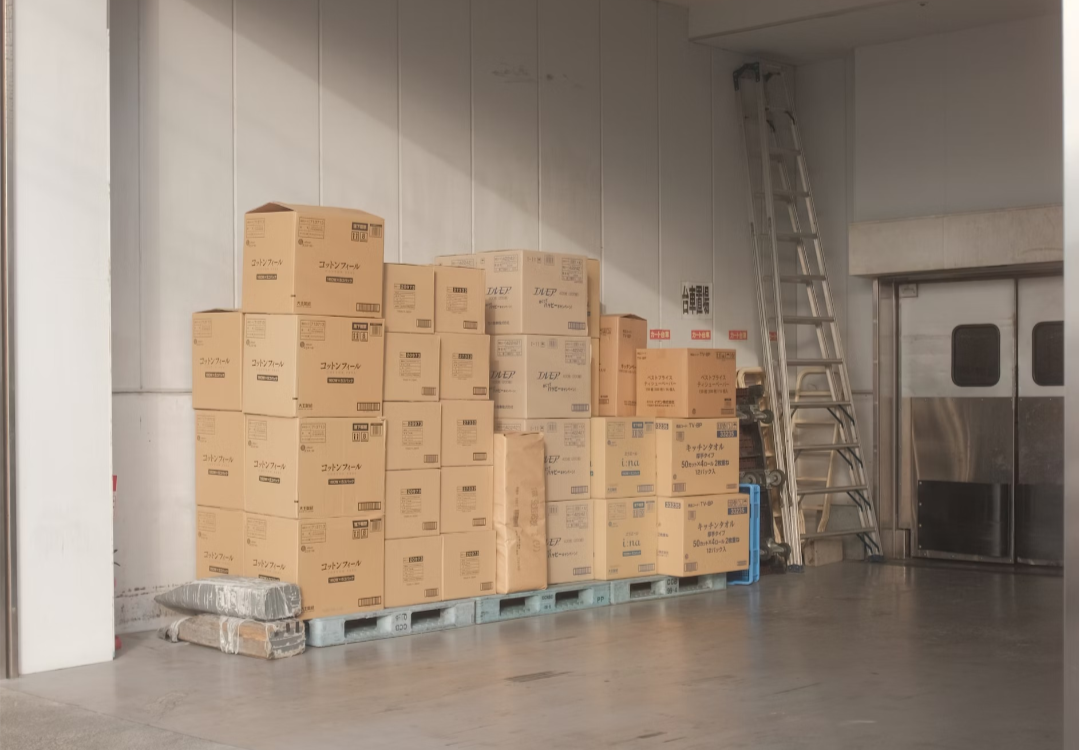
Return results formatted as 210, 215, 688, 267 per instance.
681, 282, 712, 318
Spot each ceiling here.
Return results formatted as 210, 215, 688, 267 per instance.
679, 0, 1059, 64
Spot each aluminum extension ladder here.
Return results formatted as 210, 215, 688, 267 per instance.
733, 61, 882, 569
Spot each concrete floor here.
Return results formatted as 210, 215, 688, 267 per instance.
0, 563, 1064, 749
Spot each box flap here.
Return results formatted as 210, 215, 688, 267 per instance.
246, 202, 385, 222
194, 308, 239, 315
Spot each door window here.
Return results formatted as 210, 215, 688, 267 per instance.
1031, 320, 1064, 387
951, 324, 1000, 387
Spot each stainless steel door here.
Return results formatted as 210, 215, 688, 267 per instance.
900, 279, 1016, 562
1016, 276, 1064, 565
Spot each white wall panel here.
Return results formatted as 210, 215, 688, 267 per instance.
659, 5, 712, 345
321, 0, 400, 261
234, 0, 321, 277
400, 0, 472, 262
600, 0, 659, 321
140, 0, 234, 390
16, 0, 114, 673
472, 0, 539, 252
538, 0, 601, 261
113, 394, 196, 635
711, 49, 758, 366
110, 0, 142, 390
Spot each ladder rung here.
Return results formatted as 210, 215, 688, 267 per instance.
798, 484, 868, 497
802, 527, 877, 542
776, 231, 817, 242
786, 357, 842, 366
783, 314, 834, 324
793, 442, 859, 452
754, 190, 811, 202
780, 274, 826, 282
790, 400, 851, 409
752, 148, 802, 161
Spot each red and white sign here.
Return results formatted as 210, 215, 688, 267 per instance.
769, 331, 778, 342
649, 329, 671, 341
691, 330, 712, 341
728, 330, 747, 341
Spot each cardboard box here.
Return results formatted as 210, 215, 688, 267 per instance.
385, 469, 440, 540
586, 259, 600, 338
244, 416, 386, 519
493, 432, 547, 593
383, 263, 435, 334
383, 332, 440, 402
439, 333, 490, 400
590, 337, 600, 415
192, 310, 243, 411
242, 202, 385, 318
546, 500, 594, 584
383, 401, 441, 470
655, 418, 740, 497
195, 410, 244, 511
590, 417, 656, 499
495, 418, 590, 502
434, 265, 485, 334
385, 536, 443, 608
441, 400, 494, 467
244, 513, 384, 620
196, 506, 245, 578
636, 348, 737, 419
489, 335, 591, 418
442, 530, 496, 600
440, 466, 494, 533
657, 494, 750, 576
594, 497, 657, 580
598, 314, 648, 417
243, 314, 385, 418
438, 250, 587, 336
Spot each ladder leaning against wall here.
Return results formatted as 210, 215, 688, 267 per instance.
733, 61, 883, 570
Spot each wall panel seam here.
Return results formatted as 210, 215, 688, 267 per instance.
535, 0, 541, 251
598, 0, 604, 305
396, 0, 402, 262
231, 0, 239, 307
656, 0, 662, 332
469, 0, 475, 253
136, 0, 144, 389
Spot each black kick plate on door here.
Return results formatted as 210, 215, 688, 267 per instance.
917, 480, 1011, 559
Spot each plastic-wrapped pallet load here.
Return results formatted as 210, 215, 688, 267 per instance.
492, 432, 547, 593
156, 576, 301, 621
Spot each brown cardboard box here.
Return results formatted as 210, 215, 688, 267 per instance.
195, 410, 244, 511
657, 494, 750, 576
440, 466, 493, 533
442, 530, 496, 600
383, 264, 435, 334
437, 250, 587, 336
598, 314, 648, 417
383, 401, 441, 470
196, 506, 245, 578
242, 202, 384, 318
494, 418, 590, 502
385, 536, 443, 608
441, 400, 494, 467
434, 265, 485, 334
244, 513, 384, 620
244, 416, 386, 519
590, 417, 656, 499
489, 335, 591, 418
439, 333, 490, 400
655, 418, 740, 497
243, 314, 385, 418
546, 500, 594, 584
586, 258, 600, 338
383, 332, 440, 402
590, 337, 600, 415
594, 497, 657, 580
385, 469, 440, 539
493, 432, 547, 593
193, 310, 243, 411
636, 348, 737, 419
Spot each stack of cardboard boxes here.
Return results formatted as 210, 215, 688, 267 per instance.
439, 250, 592, 592
635, 347, 750, 577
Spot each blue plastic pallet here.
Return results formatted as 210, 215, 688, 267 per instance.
475, 580, 612, 624
610, 572, 727, 605
728, 483, 761, 586
306, 599, 475, 647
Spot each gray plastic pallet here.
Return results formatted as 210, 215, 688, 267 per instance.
306, 599, 475, 648
475, 580, 612, 624
610, 572, 727, 605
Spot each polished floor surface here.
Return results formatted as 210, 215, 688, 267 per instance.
0, 563, 1064, 749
